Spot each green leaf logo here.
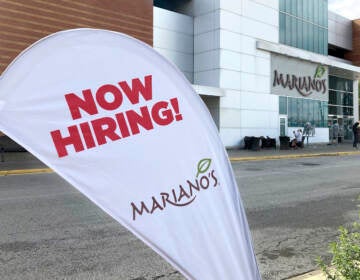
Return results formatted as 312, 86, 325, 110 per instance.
196, 158, 212, 178
314, 65, 326, 78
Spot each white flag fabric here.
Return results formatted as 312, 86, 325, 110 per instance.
0, 29, 260, 280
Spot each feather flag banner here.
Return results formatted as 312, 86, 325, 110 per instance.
0, 29, 260, 280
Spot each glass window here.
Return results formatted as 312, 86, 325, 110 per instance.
288, 98, 296, 126
308, 22, 314, 52
280, 0, 285, 12
285, 0, 291, 14
309, 99, 315, 123
329, 76, 354, 93
343, 92, 353, 106
323, 102, 328, 126
337, 106, 344, 115
329, 90, 336, 105
279, 96, 288, 114
328, 76, 354, 119
286, 97, 328, 128
291, 17, 297, 47
285, 14, 291, 46
280, 118, 286, 136
336, 91, 342, 105
308, 0, 314, 23
279, 0, 328, 55
344, 107, 353, 116
328, 105, 337, 115
314, 25, 319, 54
314, 101, 321, 126
319, 0, 324, 26
291, 0, 297, 16
303, 0, 309, 21
280, 13, 286, 43
329, 76, 354, 92
297, 19, 303, 48
302, 21, 309, 50
347, 79, 353, 92
323, 29, 327, 55
323, 32, 328, 55
297, 0, 303, 18
319, 27, 324, 54
314, 0, 319, 25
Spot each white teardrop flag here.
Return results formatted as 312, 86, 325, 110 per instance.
0, 29, 260, 279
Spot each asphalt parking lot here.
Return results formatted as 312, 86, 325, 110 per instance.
1, 152, 360, 279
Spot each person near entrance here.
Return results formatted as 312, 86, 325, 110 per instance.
332, 121, 339, 144
353, 121, 359, 149
291, 129, 303, 149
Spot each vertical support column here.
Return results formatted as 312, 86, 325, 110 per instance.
354, 80, 359, 121
0, 146, 4, 163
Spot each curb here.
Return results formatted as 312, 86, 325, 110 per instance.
229, 151, 360, 162
0, 168, 53, 176
287, 270, 325, 280
0, 151, 359, 176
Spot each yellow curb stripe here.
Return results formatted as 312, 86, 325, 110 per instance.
287, 270, 325, 280
0, 151, 359, 175
230, 151, 360, 162
0, 168, 53, 176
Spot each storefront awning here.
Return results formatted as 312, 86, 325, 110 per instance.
192, 84, 225, 97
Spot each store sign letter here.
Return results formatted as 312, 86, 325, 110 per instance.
273, 66, 327, 97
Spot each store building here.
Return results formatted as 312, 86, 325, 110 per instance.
0, 0, 359, 148
153, 0, 360, 147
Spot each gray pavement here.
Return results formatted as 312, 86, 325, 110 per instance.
0, 152, 47, 171
0, 142, 360, 280
235, 155, 360, 279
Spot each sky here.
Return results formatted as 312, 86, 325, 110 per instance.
328, 0, 360, 19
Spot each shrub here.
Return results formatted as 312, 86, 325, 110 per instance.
317, 221, 360, 280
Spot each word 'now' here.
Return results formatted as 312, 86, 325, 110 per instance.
50, 75, 183, 158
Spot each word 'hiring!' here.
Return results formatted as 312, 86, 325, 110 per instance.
50, 75, 183, 158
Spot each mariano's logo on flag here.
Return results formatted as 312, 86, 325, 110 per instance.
0, 29, 260, 280
131, 158, 219, 221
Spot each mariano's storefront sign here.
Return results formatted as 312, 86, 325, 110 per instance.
271, 54, 328, 101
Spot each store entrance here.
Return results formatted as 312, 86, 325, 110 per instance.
200, 95, 220, 129
279, 115, 288, 136
328, 116, 353, 142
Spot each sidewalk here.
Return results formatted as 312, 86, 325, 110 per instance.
0, 143, 359, 173
0, 151, 48, 172
286, 270, 325, 280
227, 142, 360, 162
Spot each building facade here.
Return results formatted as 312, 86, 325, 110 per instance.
154, 0, 360, 147
0, 0, 359, 148
0, 0, 153, 73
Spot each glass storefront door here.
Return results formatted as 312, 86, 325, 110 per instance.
328, 76, 354, 141
328, 116, 354, 141
280, 116, 288, 136
344, 117, 354, 140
